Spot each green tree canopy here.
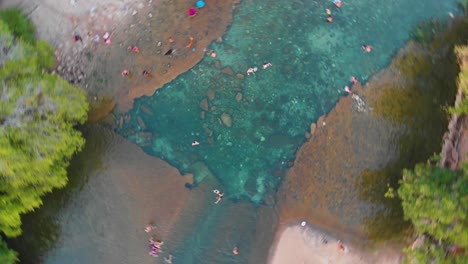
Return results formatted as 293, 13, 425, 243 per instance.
399, 162, 468, 246
399, 159, 468, 263
0, 11, 88, 263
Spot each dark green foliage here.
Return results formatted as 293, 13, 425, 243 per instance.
0, 238, 17, 264
410, 20, 445, 44
451, 46, 468, 115
399, 159, 468, 263
404, 240, 468, 264
0, 11, 88, 262
0, 9, 35, 44
399, 161, 468, 246
458, 0, 468, 13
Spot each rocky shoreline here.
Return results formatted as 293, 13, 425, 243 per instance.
441, 49, 468, 170
1, 0, 241, 122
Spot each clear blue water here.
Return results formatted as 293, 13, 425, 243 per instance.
118, 0, 457, 204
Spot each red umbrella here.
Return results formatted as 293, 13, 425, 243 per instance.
188, 7, 197, 17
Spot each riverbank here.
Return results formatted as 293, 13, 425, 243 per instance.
0, 0, 241, 121
270, 16, 467, 264
268, 224, 403, 264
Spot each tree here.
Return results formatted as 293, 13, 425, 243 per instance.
0, 11, 88, 262
0, 238, 17, 264
0, 9, 35, 44
399, 159, 468, 263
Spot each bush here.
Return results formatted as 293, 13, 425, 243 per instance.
0, 9, 35, 44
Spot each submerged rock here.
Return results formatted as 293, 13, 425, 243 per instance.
221, 112, 232, 127
235, 92, 243, 102
207, 89, 216, 100
200, 98, 209, 111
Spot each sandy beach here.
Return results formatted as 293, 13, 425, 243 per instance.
268, 224, 404, 264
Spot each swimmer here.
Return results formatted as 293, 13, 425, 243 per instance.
144, 224, 155, 233
344, 86, 352, 94
232, 245, 239, 255
362, 44, 373, 53
247, 67, 258, 76
215, 192, 224, 204
263, 62, 273, 69
350, 76, 358, 84
210, 51, 217, 58
212, 189, 224, 204
326, 9, 332, 15
192, 141, 200, 146
121, 70, 130, 77
129, 46, 140, 53
333, 0, 342, 8
164, 254, 173, 263
327, 15, 333, 23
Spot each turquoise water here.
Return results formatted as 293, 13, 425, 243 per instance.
118, 0, 457, 203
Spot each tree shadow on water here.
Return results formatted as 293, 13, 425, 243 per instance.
357, 18, 468, 243
6, 125, 108, 264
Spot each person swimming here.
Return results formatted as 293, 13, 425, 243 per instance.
263, 62, 273, 69
327, 15, 333, 23
333, 0, 342, 8
362, 44, 373, 53
247, 67, 258, 76
213, 189, 224, 204
144, 224, 155, 233
164, 254, 173, 263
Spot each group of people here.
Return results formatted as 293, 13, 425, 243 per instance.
326, 0, 342, 23
247, 62, 273, 76
325, 1, 374, 53
344, 76, 358, 94
144, 224, 173, 262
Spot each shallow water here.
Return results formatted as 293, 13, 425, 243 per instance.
9, 0, 461, 263
118, 0, 457, 202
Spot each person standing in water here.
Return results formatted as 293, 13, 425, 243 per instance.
164, 254, 173, 263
